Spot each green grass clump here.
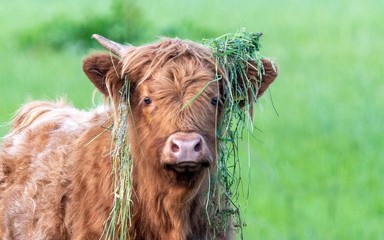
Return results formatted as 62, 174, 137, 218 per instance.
203, 29, 266, 239
204, 29, 264, 104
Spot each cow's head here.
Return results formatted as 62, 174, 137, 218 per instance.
83, 35, 277, 191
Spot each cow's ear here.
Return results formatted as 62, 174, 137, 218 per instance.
82, 53, 123, 97
246, 58, 278, 98
230, 58, 278, 118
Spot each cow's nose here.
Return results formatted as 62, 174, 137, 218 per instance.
170, 135, 202, 160
163, 132, 211, 173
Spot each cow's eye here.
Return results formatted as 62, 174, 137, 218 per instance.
211, 97, 218, 106
144, 97, 152, 105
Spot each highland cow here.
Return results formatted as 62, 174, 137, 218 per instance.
0, 34, 277, 239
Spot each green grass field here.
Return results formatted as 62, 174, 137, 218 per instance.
1, 0, 383, 239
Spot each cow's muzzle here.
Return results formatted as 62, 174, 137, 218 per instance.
162, 132, 212, 173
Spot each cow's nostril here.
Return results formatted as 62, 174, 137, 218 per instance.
194, 140, 201, 152
171, 142, 180, 153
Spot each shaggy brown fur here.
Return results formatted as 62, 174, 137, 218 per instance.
0, 38, 277, 239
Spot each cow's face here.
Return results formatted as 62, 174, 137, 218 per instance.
83, 35, 277, 189
127, 51, 221, 187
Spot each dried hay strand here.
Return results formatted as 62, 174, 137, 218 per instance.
102, 77, 133, 240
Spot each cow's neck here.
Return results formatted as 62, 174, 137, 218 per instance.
130, 162, 207, 240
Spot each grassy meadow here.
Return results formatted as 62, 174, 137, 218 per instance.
1, 0, 383, 239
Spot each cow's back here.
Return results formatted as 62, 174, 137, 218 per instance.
0, 100, 111, 239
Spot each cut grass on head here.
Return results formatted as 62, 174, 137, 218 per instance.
203, 29, 265, 238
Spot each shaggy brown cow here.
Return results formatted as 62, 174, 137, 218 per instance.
0, 34, 277, 239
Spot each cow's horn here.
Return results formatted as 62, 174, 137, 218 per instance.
92, 34, 129, 57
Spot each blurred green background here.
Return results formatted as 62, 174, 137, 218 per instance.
0, 0, 383, 239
